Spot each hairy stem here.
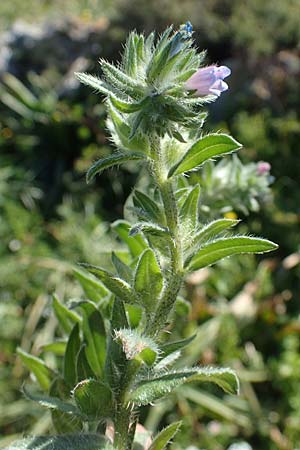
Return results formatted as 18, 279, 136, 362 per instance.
146, 135, 184, 336
113, 360, 140, 450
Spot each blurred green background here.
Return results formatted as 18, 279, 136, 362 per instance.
0, 1, 300, 449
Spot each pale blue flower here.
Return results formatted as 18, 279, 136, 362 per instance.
186, 65, 231, 97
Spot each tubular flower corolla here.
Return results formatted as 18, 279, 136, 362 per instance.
186, 65, 231, 97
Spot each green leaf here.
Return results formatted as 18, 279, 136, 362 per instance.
50, 378, 83, 433
52, 294, 81, 334
80, 263, 136, 304
128, 367, 239, 405
111, 252, 133, 284
75, 72, 111, 96
192, 218, 240, 245
17, 348, 53, 391
41, 341, 67, 356
160, 334, 196, 357
112, 220, 147, 257
168, 134, 242, 177
180, 184, 200, 231
73, 268, 109, 303
78, 302, 106, 378
5, 434, 112, 450
186, 236, 278, 271
64, 324, 81, 387
73, 379, 113, 418
105, 298, 128, 391
23, 385, 83, 417
101, 59, 144, 98
148, 421, 182, 450
130, 222, 169, 238
86, 152, 144, 183
133, 190, 163, 223
134, 248, 163, 313
125, 304, 143, 328
108, 105, 149, 152
76, 346, 95, 381
110, 95, 146, 114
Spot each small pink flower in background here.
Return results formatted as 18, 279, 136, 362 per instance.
257, 161, 271, 175
185, 65, 231, 97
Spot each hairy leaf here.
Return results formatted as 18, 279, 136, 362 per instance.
168, 134, 242, 177
73, 379, 113, 418
128, 367, 239, 405
78, 302, 106, 378
134, 249, 163, 313
5, 434, 112, 450
23, 385, 83, 417
160, 334, 196, 357
112, 220, 147, 257
80, 263, 136, 304
86, 152, 144, 183
193, 218, 240, 245
64, 324, 81, 387
133, 190, 163, 223
186, 236, 278, 271
148, 421, 182, 450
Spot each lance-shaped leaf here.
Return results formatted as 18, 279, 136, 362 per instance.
112, 220, 147, 257
23, 385, 83, 417
42, 341, 67, 356
128, 367, 239, 405
73, 379, 113, 419
53, 294, 80, 334
110, 95, 146, 114
114, 328, 159, 366
133, 190, 163, 223
64, 324, 81, 387
168, 134, 242, 177
73, 268, 109, 303
86, 152, 145, 183
148, 421, 182, 450
80, 263, 136, 304
130, 222, 169, 238
112, 252, 133, 283
134, 248, 163, 313
75, 72, 111, 95
180, 184, 200, 231
5, 434, 113, 450
108, 105, 149, 153
101, 59, 145, 98
17, 348, 53, 391
105, 298, 128, 391
77, 302, 106, 378
160, 334, 196, 357
76, 345, 95, 381
186, 236, 278, 271
50, 377, 83, 433
192, 218, 240, 245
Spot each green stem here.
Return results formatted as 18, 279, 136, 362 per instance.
113, 135, 185, 446
146, 135, 184, 336
113, 360, 140, 450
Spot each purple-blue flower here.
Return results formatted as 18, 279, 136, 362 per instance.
185, 65, 231, 97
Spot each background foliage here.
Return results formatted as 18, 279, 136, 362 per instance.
0, 1, 299, 449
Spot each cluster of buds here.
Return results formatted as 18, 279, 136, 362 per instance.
76, 23, 231, 144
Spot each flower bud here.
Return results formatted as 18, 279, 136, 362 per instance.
257, 161, 271, 175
